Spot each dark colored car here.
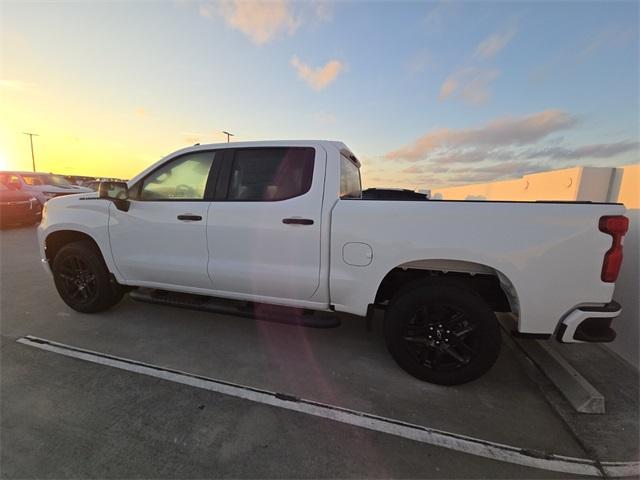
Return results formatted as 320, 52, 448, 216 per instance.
0, 183, 42, 228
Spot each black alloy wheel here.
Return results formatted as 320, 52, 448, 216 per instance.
52, 240, 124, 313
56, 254, 99, 305
384, 280, 501, 385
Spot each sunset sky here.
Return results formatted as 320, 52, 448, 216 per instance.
1, 0, 638, 189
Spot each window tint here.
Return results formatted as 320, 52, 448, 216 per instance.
228, 148, 314, 201
140, 151, 215, 200
340, 155, 362, 199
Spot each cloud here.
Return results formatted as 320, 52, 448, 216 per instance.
438, 22, 515, 105
215, 0, 301, 45
475, 25, 517, 59
532, 25, 635, 84
577, 26, 636, 61
447, 161, 550, 184
523, 141, 639, 161
201, 0, 334, 45
431, 148, 493, 164
386, 110, 577, 162
401, 165, 425, 174
424, 1, 457, 31
439, 67, 499, 104
291, 56, 344, 90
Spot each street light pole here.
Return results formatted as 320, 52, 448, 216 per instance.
222, 131, 234, 143
23, 132, 39, 172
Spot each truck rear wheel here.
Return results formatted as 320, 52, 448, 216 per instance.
52, 240, 124, 313
384, 281, 501, 385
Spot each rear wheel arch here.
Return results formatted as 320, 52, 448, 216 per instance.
374, 259, 520, 318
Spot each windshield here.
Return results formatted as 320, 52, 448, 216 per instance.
22, 174, 72, 187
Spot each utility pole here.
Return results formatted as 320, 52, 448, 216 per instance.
222, 131, 234, 143
23, 132, 39, 172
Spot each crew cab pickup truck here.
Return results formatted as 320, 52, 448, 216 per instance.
37, 141, 629, 384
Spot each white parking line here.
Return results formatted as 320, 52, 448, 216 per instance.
17, 335, 639, 478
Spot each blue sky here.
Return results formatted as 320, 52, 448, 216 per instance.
1, 1, 638, 187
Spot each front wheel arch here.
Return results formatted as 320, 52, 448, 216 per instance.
45, 230, 106, 266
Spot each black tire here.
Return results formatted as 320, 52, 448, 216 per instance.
52, 240, 124, 313
384, 280, 501, 385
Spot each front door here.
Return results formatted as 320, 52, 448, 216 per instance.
206, 147, 325, 302
109, 150, 217, 290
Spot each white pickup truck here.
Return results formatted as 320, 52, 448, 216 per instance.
38, 141, 629, 384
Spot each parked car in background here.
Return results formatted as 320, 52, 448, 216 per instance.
0, 171, 92, 205
0, 183, 41, 227
84, 180, 102, 191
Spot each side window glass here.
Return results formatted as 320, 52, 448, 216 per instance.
140, 151, 215, 200
340, 155, 362, 199
228, 148, 314, 201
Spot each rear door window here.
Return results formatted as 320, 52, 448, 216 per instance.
227, 148, 315, 201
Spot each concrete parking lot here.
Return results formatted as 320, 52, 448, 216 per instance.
1, 225, 638, 478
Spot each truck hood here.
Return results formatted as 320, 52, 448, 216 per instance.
45, 191, 97, 207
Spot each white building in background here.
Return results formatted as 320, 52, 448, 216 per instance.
433, 164, 639, 369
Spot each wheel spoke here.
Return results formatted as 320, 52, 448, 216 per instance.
442, 344, 469, 364
453, 324, 477, 338
403, 336, 428, 345
68, 285, 82, 300
429, 348, 443, 367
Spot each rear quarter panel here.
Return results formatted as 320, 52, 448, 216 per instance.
330, 200, 625, 334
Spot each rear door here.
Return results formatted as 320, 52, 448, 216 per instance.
108, 150, 218, 289
206, 146, 325, 301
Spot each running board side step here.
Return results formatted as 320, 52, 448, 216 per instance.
129, 288, 341, 328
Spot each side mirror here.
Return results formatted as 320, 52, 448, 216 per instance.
99, 181, 130, 212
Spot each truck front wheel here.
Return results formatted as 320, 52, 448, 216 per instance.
52, 240, 125, 313
384, 281, 501, 385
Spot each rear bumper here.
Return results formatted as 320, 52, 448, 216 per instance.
557, 301, 621, 343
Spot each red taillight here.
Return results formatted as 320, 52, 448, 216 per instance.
599, 215, 629, 282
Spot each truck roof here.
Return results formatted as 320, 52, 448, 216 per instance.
184, 139, 348, 151
129, 139, 356, 186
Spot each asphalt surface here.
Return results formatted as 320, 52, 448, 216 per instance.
0, 224, 631, 478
